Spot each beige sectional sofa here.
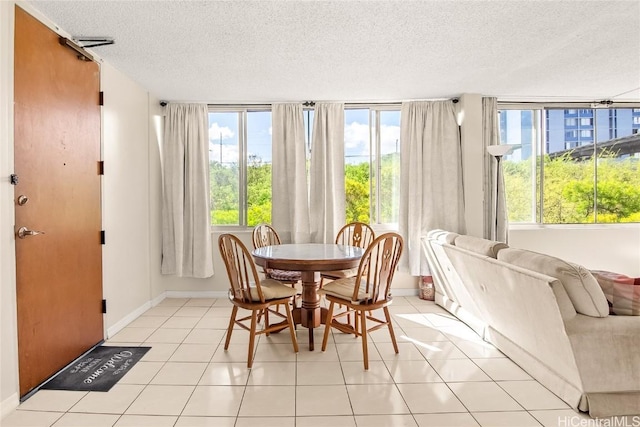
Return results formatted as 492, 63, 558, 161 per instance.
423, 230, 640, 418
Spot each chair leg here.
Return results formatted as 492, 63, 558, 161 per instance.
247, 310, 258, 368
224, 305, 238, 350
383, 306, 399, 354
352, 307, 358, 337
360, 310, 369, 370
284, 301, 299, 353
264, 307, 270, 337
321, 301, 335, 352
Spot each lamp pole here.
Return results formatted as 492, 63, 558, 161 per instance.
494, 155, 502, 241
486, 144, 514, 242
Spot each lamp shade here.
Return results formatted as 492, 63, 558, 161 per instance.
486, 144, 514, 157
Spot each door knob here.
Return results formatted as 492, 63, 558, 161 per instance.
17, 227, 45, 239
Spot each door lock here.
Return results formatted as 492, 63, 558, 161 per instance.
17, 195, 29, 206
17, 227, 45, 239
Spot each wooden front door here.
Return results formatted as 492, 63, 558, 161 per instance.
14, 6, 104, 397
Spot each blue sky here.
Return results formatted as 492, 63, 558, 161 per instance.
209, 109, 400, 165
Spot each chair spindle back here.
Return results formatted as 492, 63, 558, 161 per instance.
219, 234, 264, 303
355, 232, 403, 304
335, 222, 375, 249
252, 223, 282, 249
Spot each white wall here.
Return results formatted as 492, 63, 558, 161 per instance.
0, 1, 19, 417
509, 226, 640, 277
101, 62, 154, 336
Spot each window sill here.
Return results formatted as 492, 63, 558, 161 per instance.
508, 223, 640, 231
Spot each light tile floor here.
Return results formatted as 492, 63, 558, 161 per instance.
0, 296, 622, 426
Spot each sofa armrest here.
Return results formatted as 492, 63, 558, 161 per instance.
564, 315, 640, 393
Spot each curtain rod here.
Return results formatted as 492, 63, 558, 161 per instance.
159, 98, 460, 107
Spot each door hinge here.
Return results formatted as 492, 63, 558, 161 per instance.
102, 299, 107, 314
10, 174, 18, 185
100, 230, 105, 245
98, 161, 104, 175
99, 91, 104, 106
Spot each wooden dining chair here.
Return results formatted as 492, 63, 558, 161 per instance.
218, 233, 299, 368
320, 222, 375, 284
252, 223, 302, 287
319, 232, 403, 370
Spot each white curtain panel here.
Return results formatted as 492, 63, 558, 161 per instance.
161, 103, 214, 278
399, 100, 466, 276
272, 103, 311, 243
309, 103, 346, 243
483, 97, 509, 243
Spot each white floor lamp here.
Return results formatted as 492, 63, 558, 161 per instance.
486, 145, 514, 241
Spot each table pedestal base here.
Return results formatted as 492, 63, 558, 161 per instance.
292, 306, 328, 351
291, 271, 324, 350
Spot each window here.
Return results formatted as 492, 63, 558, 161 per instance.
209, 104, 401, 228
499, 106, 640, 224
344, 108, 400, 224
500, 110, 538, 222
209, 108, 272, 226
580, 118, 593, 126
565, 130, 578, 139
565, 118, 577, 126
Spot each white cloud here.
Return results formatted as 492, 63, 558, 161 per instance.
380, 124, 400, 154
345, 122, 400, 156
345, 121, 369, 150
209, 122, 235, 142
210, 142, 239, 164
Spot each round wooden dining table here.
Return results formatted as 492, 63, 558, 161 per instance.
252, 243, 364, 350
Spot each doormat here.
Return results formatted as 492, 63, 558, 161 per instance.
41, 346, 150, 392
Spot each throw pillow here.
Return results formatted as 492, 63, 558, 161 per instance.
591, 270, 640, 316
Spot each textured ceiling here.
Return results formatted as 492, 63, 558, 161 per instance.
28, 0, 640, 103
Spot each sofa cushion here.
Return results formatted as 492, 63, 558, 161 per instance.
454, 235, 508, 258
427, 229, 459, 245
498, 248, 609, 317
591, 270, 640, 316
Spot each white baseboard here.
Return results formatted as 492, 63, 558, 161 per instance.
151, 292, 166, 307
106, 300, 152, 339
392, 288, 419, 297
0, 393, 19, 420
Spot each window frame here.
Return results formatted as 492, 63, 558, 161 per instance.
209, 103, 402, 231
209, 105, 271, 230
499, 102, 640, 226
344, 104, 401, 227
